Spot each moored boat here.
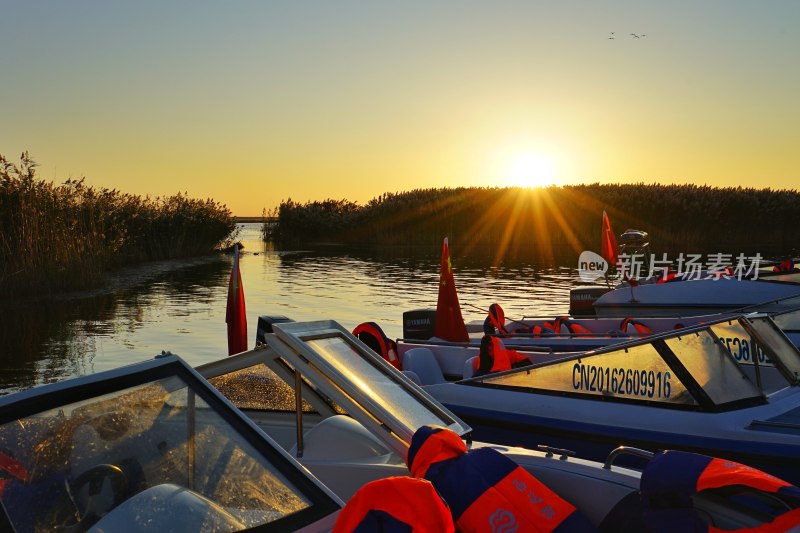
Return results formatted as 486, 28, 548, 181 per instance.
422, 312, 800, 484
199, 318, 800, 530
2, 318, 799, 531
0, 355, 343, 532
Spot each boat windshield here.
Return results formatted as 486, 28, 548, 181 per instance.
0, 357, 340, 532
475, 315, 798, 411
772, 306, 800, 337
264, 320, 470, 455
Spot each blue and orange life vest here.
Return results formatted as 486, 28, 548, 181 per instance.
483, 304, 508, 335
641, 450, 800, 532
475, 336, 531, 375
655, 266, 680, 284
0, 450, 29, 498
774, 258, 795, 272
406, 425, 596, 533
530, 322, 556, 337
553, 317, 593, 336
353, 322, 400, 370
333, 476, 455, 533
619, 318, 653, 336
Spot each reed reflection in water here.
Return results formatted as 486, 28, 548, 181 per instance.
0, 224, 577, 395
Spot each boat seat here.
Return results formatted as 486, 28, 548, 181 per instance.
598, 490, 647, 532
639, 450, 800, 530
402, 348, 446, 385
402, 370, 422, 386
463, 356, 479, 380
289, 415, 394, 462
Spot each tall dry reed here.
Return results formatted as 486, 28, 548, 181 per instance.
268, 185, 800, 258
0, 152, 236, 297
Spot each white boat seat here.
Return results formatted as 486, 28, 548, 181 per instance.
402, 348, 445, 385
402, 370, 422, 386
289, 415, 393, 462
463, 356, 479, 380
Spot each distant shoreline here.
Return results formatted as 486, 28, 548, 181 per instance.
235, 216, 274, 223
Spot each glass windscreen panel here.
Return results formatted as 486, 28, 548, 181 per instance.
773, 307, 800, 331
306, 336, 456, 430
762, 272, 800, 284
480, 342, 697, 406
665, 330, 762, 405
0, 377, 312, 532
747, 317, 800, 383
208, 363, 317, 412
707, 320, 772, 367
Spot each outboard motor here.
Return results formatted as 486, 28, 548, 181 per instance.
619, 229, 649, 247
569, 286, 612, 316
402, 309, 437, 340
255, 315, 294, 345
619, 229, 652, 275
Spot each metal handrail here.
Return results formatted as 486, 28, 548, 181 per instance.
603, 446, 654, 469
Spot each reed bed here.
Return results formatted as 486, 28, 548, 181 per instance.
268, 184, 800, 258
0, 152, 236, 297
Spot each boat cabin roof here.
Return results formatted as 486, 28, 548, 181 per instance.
468, 313, 800, 412
0, 355, 341, 532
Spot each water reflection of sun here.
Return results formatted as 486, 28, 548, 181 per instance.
507, 152, 556, 188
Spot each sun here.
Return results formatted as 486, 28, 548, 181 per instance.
507, 153, 556, 188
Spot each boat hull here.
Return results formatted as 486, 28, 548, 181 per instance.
593, 277, 800, 318
427, 382, 800, 484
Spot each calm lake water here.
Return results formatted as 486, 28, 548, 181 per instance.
0, 223, 581, 395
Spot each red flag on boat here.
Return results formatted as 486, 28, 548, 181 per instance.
601, 210, 619, 268
435, 238, 469, 342
226, 245, 247, 355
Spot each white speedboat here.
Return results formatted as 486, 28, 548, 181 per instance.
423, 312, 800, 484
0, 355, 342, 532
354, 300, 800, 383
573, 225, 800, 318
587, 271, 800, 318
2, 319, 798, 531
197, 320, 643, 526
198, 319, 800, 531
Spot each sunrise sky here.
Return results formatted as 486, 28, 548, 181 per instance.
2, 1, 798, 215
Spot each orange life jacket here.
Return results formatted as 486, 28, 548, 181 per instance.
774, 258, 795, 272
0, 451, 29, 498
352, 322, 400, 369
487, 303, 508, 334
406, 425, 596, 533
333, 476, 455, 533
641, 450, 800, 533
619, 317, 653, 336
477, 336, 530, 374
553, 317, 593, 335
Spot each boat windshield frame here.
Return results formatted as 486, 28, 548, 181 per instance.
0, 355, 342, 533
467, 314, 800, 412
770, 305, 800, 340
268, 320, 471, 455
